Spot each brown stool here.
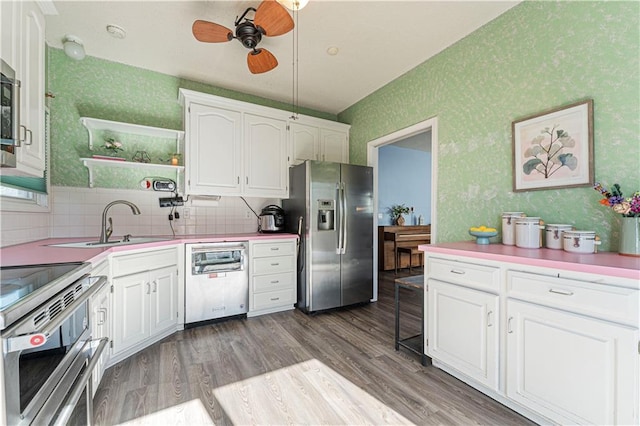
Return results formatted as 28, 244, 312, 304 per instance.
396, 246, 424, 273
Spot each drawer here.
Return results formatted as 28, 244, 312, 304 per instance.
112, 247, 177, 277
251, 241, 295, 258
428, 257, 499, 292
252, 255, 294, 275
507, 271, 639, 326
253, 272, 295, 293
253, 288, 295, 311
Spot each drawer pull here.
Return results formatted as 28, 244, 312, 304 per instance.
450, 269, 466, 275
270, 247, 280, 251
548, 288, 574, 296
270, 280, 280, 284
270, 297, 280, 301
487, 310, 493, 327
270, 263, 280, 266
507, 317, 514, 334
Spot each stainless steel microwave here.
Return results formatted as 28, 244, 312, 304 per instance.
1, 58, 20, 168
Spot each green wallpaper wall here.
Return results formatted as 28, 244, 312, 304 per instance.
339, 1, 640, 252
47, 48, 335, 189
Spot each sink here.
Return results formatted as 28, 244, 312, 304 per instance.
48, 237, 172, 248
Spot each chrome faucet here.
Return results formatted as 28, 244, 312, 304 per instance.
99, 200, 141, 243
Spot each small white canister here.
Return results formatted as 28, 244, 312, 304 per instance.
502, 212, 526, 245
545, 224, 574, 250
563, 231, 601, 254
515, 217, 544, 248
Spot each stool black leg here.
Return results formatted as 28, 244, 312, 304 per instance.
394, 282, 400, 351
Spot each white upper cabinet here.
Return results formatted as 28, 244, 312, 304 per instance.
243, 113, 288, 197
186, 102, 243, 195
1, 0, 47, 177
180, 89, 288, 198
290, 119, 349, 165
180, 89, 350, 197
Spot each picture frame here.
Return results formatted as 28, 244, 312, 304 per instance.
512, 99, 593, 192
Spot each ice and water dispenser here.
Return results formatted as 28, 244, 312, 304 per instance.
317, 199, 335, 231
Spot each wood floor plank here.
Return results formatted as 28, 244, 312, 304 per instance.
93, 271, 535, 426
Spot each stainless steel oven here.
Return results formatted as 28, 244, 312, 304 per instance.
1, 58, 21, 168
1, 262, 108, 425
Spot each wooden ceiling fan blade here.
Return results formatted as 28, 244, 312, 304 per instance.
192, 20, 232, 43
254, 0, 294, 36
247, 48, 278, 74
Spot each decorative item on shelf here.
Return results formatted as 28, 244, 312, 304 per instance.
103, 137, 124, 157
469, 226, 498, 245
388, 204, 410, 226
161, 153, 182, 166
132, 150, 151, 163
593, 182, 640, 256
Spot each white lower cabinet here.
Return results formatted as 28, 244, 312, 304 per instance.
90, 260, 110, 396
424, 251, 639, 426
111, 248, 179, 361
248, 239, 296, 317
428, 279, 499, 389
506, 299, 638, 425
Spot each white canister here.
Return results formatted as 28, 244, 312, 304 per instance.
544, 224, 574, 250
515, 217, 544, 248
563, 231, 601, 254
501, 212, 526, 245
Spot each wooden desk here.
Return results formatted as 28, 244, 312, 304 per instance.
378, 225, 431, 271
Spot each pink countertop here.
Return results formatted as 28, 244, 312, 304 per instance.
419, 242, 640, 281
0, 233, 298, 267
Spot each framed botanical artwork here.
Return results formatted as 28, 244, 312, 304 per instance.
512, 99, 594, 192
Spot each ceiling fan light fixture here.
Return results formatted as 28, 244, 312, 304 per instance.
276, 0, 309, 11
62, 34, 85, 60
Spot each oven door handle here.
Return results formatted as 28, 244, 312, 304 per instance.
46, 337, 109, 426
4, 275, 107, 351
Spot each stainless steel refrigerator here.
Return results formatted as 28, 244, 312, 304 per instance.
283, 160, 373, 313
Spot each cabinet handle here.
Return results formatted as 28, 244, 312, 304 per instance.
548, 288, 573, 296
270, 297, 280, 301
17, 125, 27, 147
25, 128, 33, 145
270, 247, 280, 251
246, 176, 248, 184
153, 280, 158, 293
450, 269, 466, 275
98, 309, 106, 325
146, 282, 151, 294
237, 176, 240, 184
487, 310, 493, 327
270, 280, 280, 284
507, 317, 514, 333
270, 263, 280, 266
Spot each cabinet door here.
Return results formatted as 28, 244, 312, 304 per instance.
112, 272, 149, 354
243, 113, 288, 198
506, 299, 639, 425
149, 266, 177, 336
91, 283, 110, 396
1, 0, 20, 70
290, 122, 319, 165
16, 1, 45, 176
428, 279, 499, 389
186, 103, 242, 195
319, 128, 348, 163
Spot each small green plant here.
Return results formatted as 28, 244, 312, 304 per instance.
388, 204, 410, 223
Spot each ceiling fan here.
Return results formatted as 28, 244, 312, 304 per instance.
192, 1, 294, 74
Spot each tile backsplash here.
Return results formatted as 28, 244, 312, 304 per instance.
1, 186, 280, 247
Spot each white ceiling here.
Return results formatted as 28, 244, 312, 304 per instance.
45, 0, 519, 115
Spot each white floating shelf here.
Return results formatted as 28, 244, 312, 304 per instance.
81, 158, 184, 188
80, 117, 184, 150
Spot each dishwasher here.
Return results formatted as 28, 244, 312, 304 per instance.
185, 242, 248, 324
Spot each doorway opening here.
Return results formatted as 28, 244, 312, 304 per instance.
366, 117, 438, 300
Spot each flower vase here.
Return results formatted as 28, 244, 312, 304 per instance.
396, 215, 405, 226
619, 217, 640, 257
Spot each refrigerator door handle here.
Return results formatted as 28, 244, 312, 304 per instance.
336, 183, 343, 254
341, 182, 348, 254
